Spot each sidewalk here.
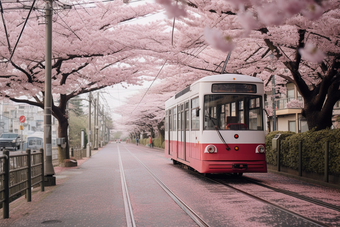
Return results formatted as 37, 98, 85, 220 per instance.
0, 145, 127, 227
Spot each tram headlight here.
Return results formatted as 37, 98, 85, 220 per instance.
256, 145, 265, 154
204, 145, 217, 154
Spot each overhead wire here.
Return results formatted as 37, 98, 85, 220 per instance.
8, 0, 36, 62
177, 14, 228, 67
0, 0, 12, 55
130, 59, 167, 116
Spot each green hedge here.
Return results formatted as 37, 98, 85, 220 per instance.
266, 129, 340, 175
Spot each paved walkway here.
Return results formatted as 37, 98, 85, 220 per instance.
1, 145, 127, 227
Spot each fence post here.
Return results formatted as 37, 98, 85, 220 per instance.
324, 141, 329, 183
3, 150, 10, 219
299, 141, 302, 177
277, 140, 280, 172
26, 149, 32, 202
40, 148, 45, 192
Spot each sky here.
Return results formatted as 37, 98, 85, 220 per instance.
99, 0, 167, 124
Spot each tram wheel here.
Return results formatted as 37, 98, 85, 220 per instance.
172, 159, 178, 165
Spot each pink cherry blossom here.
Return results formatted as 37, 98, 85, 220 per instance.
163, 4, 187, 18
302, 3, 324, 20
257, 4, 285, 26
204, 27, 235, 53
224, 0, 250, 8
237, 11, 258, 36
299, 43, 325, 63
277, 0, 307, 15
155, 0, 171, 5
155, 0, 187, 18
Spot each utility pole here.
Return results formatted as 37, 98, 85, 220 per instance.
102, 106, 105, 145
86, 92, 92, 157
93, 96, 97, 150
44, 0, 55, 185
272, 75, 277, 131
94, 92, 99, 150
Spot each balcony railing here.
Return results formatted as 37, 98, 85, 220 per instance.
265, 97, 304, 110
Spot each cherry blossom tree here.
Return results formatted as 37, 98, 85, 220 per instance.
154, 0, 340, 131
0, 1, 162, 163
114, 78, 176, 139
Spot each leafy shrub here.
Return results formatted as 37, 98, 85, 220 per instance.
266, 129, 340, 174
265, 131, 295, 165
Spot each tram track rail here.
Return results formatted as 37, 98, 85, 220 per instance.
118, 146, 136, 227
119, 144, 338, 226
124, 146, 210, 227
206, 175, 334, 227
243, 176, 340, 213
169, 159, 338, 226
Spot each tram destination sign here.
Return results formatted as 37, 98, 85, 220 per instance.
212, 83, 257, 93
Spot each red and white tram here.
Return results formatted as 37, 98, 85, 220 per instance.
164, 74, 267, 175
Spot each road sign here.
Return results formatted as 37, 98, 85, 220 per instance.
19, 115, 26, 123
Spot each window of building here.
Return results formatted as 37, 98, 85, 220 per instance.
287, 83, 295, 100
300, 120, 308, 133
288, 121, 296, 133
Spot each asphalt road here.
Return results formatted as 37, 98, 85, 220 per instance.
1, 143, 339, 226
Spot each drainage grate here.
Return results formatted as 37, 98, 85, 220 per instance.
41, 220, 62, 224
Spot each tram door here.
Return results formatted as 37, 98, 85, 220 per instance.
178, 104, 187, 161
167, 110, 171, 155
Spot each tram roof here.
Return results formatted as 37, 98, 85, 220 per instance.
165, 74, 263, 105
193, 74, 262, 85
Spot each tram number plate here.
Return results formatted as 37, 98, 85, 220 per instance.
232, 164, 248, 169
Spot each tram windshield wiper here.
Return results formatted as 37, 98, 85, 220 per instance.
205, 112, 231, 151
214, 126, 231, 151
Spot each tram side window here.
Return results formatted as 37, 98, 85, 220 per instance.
173, 107, 177, 131
185, 102, 189, 130
249, 97, 263, 130
191, 97, 199, 130
165, 110, 168, 131
178, 105, 182, 130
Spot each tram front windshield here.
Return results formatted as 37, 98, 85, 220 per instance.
204, 94, 263, 131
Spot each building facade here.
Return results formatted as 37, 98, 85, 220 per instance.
265, 82, 340, 133
0, 100, 58, 146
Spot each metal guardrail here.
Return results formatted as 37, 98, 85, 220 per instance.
0, 149, 44, 219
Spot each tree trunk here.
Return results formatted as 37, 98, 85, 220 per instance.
303, 101, 333, 131
157, 120, 165, 142
57, 115, 70, 165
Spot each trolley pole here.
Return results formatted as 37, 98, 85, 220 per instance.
44, 0, 55, 185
